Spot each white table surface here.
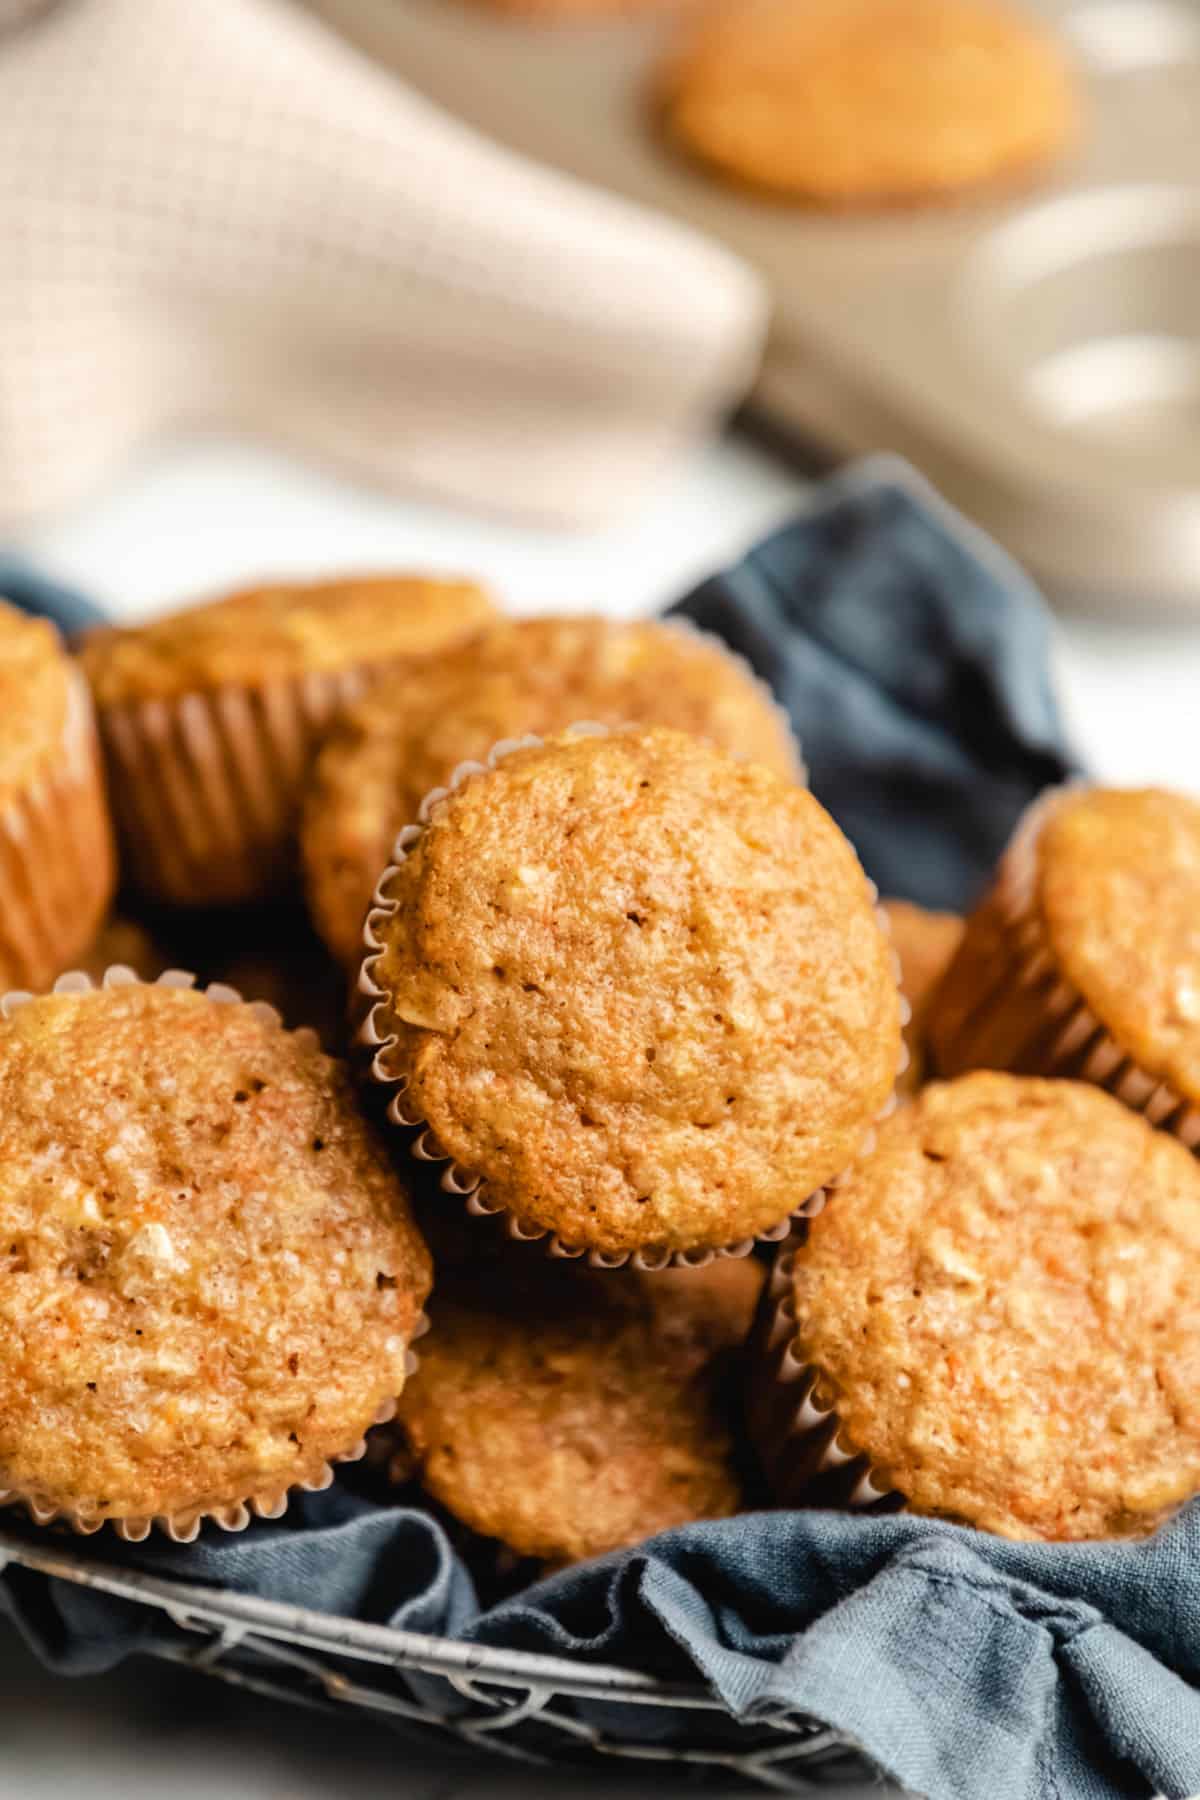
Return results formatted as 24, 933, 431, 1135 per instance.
1, 427, 1199, 1798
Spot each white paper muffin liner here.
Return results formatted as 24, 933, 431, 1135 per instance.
0, 965, 427, 1542
747, 1230, 902, 1513
356, 724, 906, 1271
95, 661, 387, 906
0, 666, 115, 993
928, 787, 1200, 1150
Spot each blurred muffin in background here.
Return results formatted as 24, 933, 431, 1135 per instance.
882, 899, 964, 1094
303, 613, 801, 966
395, 1255, 762, 1564
655, 0, 1077, 206
0, 601, 115, 995
80, 573, 496, 908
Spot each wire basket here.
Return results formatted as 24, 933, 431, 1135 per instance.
0, 1527, 887, 1791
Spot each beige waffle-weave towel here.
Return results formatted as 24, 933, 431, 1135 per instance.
0, 0, 766, 529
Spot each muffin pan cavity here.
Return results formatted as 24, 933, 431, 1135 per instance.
313, 0, 1200, 608
1066, 0, 1200, 73
964, 185, 1200, 479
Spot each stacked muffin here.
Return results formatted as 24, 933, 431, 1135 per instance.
753, 786, 1200, 1540
2, 573, 1199, 1559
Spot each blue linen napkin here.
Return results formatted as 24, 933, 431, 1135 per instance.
5, 460, 1190, 1800
0, 555, 108, 635
669, 456, 1080, 911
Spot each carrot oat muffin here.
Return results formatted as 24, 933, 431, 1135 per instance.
656, 0, 1076, 206
882, 899, 964, 1095
80, 573, 496, 906
0, 601, 115, 993
0, 975, 430, 1538
303, 613, 801, 966
928, 788, 1200, 1145
756, 1073, 1200, 1540
361, 725, 900, 1260
397, 1257, 761, 1563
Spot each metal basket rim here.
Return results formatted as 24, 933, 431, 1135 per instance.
0, 1527, 724, 1709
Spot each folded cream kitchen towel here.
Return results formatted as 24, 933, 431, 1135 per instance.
0, 0, 765, 528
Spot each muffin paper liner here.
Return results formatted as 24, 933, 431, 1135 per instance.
928, 787, 1200, 1150
747, 1232, 902, 1513
95, 662, 387, 906
0, 666, 115, 992
356, 724, 906, 1271
0, 965, 428, 1542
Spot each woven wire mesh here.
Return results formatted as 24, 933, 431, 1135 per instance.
0, 1528, 888, 1791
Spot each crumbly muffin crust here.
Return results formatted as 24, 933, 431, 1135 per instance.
304, 614, 801, 965
368, 726, 899, 1254
656, 0, 1076, 205
81, 573, 496, 705
399, 1258, 760, 1562
882, 899, 964, 1095
1038, 789, 1200, 1104
0, 602, 71, 807
789, 1072, 1200, 1540
0, 982, 430, 1528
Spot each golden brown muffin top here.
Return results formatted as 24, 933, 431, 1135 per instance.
80, 573, 496, 705
790, 1072, 1200, 1540
398, 1257, 760, 1562
0, 602, 72, 807
369, 726, 899, 1254
657, 0, 1076, 205
303, 613, 801, 966
882, 899, 965, 1097
1038, 788, 1200, 1105
0, 981, 430, 1527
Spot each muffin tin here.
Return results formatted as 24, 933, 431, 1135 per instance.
310, 0, 1200, 611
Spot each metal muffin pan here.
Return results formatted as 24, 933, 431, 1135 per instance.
313, 0, 1200, 610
